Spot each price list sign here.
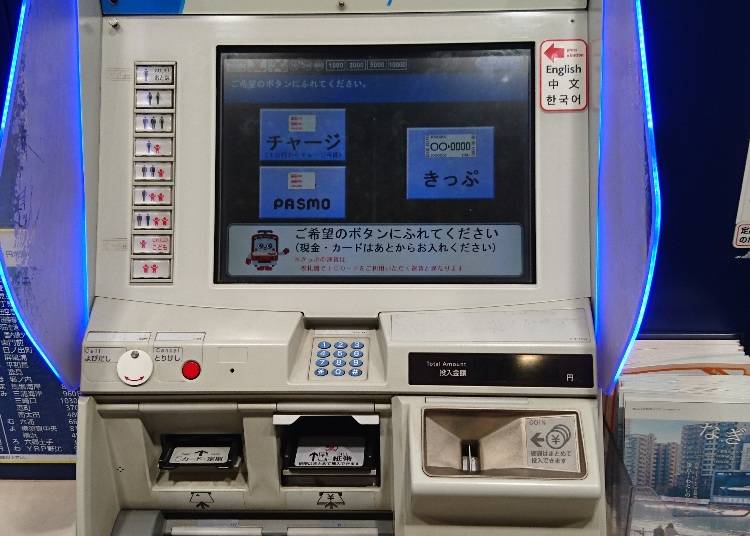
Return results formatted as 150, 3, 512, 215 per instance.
0, 284, 77, 467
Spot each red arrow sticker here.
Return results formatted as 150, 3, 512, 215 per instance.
540, 39, 588, 112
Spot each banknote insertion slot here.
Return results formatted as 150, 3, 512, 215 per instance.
276, 415, 380, 486
158, 434, 243, 472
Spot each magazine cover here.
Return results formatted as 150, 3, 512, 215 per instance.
624, 400, 750, 536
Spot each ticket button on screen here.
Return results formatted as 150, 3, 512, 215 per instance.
407, 127, 494, 200
259, 167, 345, 219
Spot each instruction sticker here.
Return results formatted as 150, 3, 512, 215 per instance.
259, 167, 346, 219
260, 108, 345, 161
524, 415, 580, 472
169, 446, 231, 465
407, 127, 494, 200
733, 141, 750, 248
540, 39, 588, 112
294, 436, 365, 467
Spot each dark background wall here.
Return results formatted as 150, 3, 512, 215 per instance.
1, 0, 22, 98
0, 0, 748, 335
639, 0, 750, 337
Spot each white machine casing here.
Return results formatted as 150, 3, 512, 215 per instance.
77, 2, 606, 535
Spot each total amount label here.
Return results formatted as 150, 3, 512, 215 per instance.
425, 133, 477, 158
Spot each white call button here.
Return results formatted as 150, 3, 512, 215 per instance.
116, 349, 154, 386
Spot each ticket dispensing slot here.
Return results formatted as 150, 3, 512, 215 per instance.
158, 434, 243, 473
275, 414, 380, 487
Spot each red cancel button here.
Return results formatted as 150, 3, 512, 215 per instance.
181, 360, 201, 380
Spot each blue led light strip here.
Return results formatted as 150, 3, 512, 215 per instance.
606, 0, 663, 392
0, 0, 70, 386
75, 0, 91, 322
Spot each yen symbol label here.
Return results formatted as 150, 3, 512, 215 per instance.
545, 424, 572, 448
524, 415, 580, 473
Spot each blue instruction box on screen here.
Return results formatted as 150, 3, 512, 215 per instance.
406, 127, 494, 200
260, 108, 346, 161
259, 166, 346, 219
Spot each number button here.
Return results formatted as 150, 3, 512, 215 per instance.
318, 341, 331, 349
351, 350, 364, 358
317, 350, 331, 358
350, 359, 364, 368
333, 359, 347, 368
333, 368, 346, 377
351, 341, 365, 349
315, 359, 330, 367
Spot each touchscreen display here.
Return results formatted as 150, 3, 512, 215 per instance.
216, 45, 534, 283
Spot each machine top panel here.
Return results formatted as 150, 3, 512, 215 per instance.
94, 12, 591, 317
101, 0, 587, 16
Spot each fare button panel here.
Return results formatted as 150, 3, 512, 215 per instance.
131, 62, 176, 284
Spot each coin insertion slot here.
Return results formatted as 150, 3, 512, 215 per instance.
158, 434, 243, 472
460, 440, 480, 473
277, 415, 380, 487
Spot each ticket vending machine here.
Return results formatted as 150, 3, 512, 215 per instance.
29, 0, 662, 534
